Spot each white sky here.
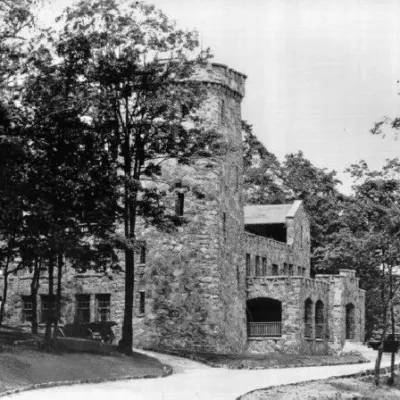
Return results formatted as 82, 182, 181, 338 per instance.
40, 0, 400, 193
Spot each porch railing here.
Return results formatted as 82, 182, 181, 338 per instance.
248, 322, 282, 337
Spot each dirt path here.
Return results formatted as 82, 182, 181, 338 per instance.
5, 344, 392, 400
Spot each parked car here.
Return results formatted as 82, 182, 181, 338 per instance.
367, 334, 400, 352
57, 321, 117, 344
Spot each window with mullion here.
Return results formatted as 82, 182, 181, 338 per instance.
41, 294, 56, 323
22, 296, 33, 322
76, 294, 90, 323
96, 294, 111, 321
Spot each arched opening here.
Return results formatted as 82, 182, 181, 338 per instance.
247, 298, 282, 337
346, 303, 356, 340
304, 298, 313, 338
315, 300, 324, 339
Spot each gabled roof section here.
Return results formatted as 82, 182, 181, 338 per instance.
244, 201, 303, 225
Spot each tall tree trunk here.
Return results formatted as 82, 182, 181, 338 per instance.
44, 256, 54, 343
375, 259, 388, 386
388, 261, 396, 386
0, 267, 9, 329
119, 127, 136, 355
53, 254, 63, 339
389, 301, 396, 385
30, 258, 41, 335
374, 316, 388, 386
0, 253, 11, 329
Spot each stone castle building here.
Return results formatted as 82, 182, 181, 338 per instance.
0, 63, 365, 355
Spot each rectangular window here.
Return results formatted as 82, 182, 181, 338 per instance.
22, 296, 33, 322
272, 264, 278, 276
255, 256, 260, 276
246, 253, 251, 276
175, 192, 184, 216
41, 294, 55, 323
96, 294, 110, 322
302, 267, 306, 276
298, 266, 302, 276
289, 264, 293, 276
262, 257, 267, 275
76, 294, 90, 323
139, 291, 145, 315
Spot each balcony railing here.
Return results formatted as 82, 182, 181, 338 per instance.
315, 323, 324, 339
248, 322, 282, 337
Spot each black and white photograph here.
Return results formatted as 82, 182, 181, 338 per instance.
1, 0, 400, 398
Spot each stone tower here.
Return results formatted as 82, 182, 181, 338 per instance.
131, 63, 248, 353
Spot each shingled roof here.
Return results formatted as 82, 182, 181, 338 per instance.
244, 201, 302, 225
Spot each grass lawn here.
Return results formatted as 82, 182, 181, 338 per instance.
155, 349, 368, 369
0, 326, 169, 395
242, 375, 400, 399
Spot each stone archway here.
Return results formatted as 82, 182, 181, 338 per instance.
247, 297, 282, 337
346, 303, 356, 340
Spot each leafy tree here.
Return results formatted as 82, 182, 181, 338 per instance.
0, 34, 121, 341
54, 0, 220, 354
0, 0, 43, 329
243, 125, 344, 274
321, 159, 400, 385
242, 121, 286, 204
280, 152, 345, 274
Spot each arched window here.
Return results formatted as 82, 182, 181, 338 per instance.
304, 298, 313, 338
315, 300, 324, 339
346, 303, 355, 340
247, 298, 282, 337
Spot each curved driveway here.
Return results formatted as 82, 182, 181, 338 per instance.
6, 345, 393, 400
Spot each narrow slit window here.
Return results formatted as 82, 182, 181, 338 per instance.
283, 263, 288, 275
140, 245, 146, 264
262, 257, 267, 275
255, 256, 260, 276
246, 253, 251, 276
272, 264, 278, 276
175, 192, 184, 216
223, 212, 226, 241
235, 165, 239, 191
220, 99, 226, 125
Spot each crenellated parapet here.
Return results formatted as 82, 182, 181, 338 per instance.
190, 63, 246, 100
246, 276, 331, 294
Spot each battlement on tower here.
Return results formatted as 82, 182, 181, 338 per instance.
191, 63, 246, 99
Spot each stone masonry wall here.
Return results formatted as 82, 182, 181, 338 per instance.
246, 276, 330, 354
316, 269, 366, 353
286, 202, 311, 276
244, 232, 308, 277
129, 63, 248, 353
0, 64, 248, 354
0, 268, 125, 335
